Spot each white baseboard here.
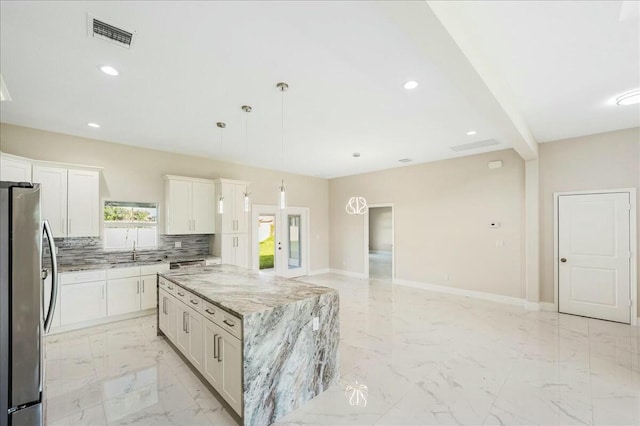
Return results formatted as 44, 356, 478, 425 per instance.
308, 268, 331, 276
525, 301, 541, 311
540, 302, 556, 312
329, 269, 367, 279
47, 308, 156, 336
393, 278, 526, 307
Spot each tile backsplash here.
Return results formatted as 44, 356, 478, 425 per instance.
44, 234, 211, 268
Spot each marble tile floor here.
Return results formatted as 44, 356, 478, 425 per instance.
44, 273, 640, 425
369, 251, 392, 280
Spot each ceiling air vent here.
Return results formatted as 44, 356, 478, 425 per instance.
450, 139, 500, 152
87, 14, 135, 49
398, 158, 412, 163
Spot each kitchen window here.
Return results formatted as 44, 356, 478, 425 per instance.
104, 201, 158, 250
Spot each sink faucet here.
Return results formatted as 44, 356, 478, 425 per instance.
132, 241, 137, 261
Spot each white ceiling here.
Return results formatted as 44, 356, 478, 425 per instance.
0, 1, 638, 178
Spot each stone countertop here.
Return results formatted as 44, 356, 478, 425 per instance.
57, 255, 221, 273
159, 265, 337, 318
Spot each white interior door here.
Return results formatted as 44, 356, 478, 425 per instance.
558, 192, 631, 324
276, 207, 309, 278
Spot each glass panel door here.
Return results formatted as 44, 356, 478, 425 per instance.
287, 214, 301, 269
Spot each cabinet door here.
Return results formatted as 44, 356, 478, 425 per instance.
167, 180, 192, 235
165, 294, 177, 343
192, 182, 215, 234
220, 329, 243, 415
0, 157, 32, 182
220, 234, 235, 265
233, 184, 248, 233
203, 319, 222, 388
32, 166, 67, 237
60, 281, 106, 325
187, 306, 204, 373
159, 290, 169, 334
175, 302, 190, 356
140, 274, 157, 310
235, 234, 248, 268
107, 277, 141, 316
67, 169, 100, 237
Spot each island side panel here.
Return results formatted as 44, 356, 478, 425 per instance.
243, 290, 339, 425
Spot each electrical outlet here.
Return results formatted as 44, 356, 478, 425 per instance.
312, 317, 319, 331
175, 241, 182, 248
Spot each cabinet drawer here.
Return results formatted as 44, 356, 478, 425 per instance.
59, 270, 107, 285
186, 293, 202, 313
106, 266, 140, 279
220, 312, 241, 340
202, 300, 219, 322
140, 263, 170, 275
174, 286, 189, 304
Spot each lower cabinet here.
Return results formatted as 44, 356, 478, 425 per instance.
140, 274, 157, 310
107, 277, 140, 316
60, 281, 106, 325
159, 278, 242, 416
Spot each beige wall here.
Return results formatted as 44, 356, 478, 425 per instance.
330, 149, 526, 299
369, 207, 392, 252
0, 123, 330, 272
538, 127, 640, 316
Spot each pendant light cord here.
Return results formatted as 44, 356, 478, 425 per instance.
281, 88, 285, 166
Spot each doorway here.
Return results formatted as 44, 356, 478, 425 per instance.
251, 205, 309, 278
365, 205, 394, 280
555, 189, 637, 324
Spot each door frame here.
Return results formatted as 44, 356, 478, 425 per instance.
364, 203, 395, 279
250, 205, 310, 278
553, 188, 637, 325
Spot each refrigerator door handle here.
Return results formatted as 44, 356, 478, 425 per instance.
43, 220, 58, 333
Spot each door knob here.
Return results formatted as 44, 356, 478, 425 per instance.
560, 258, 567, 263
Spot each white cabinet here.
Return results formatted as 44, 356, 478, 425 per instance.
159, 289, 177, 342
203, 318, 222, 388
107, 277, 140, 316
186, 304, 204, 372
140, 274, 157, 310
33, 165, 68, 237
219, 327, 242, 414
175, 302, 190, 355
164, 175, 215, 235
0, 155, 32, 182
220, 234, 248, 268
67, 169, 100, 237
60, 281, 106, 325
33, 165, 99, 238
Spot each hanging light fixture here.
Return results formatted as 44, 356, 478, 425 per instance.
216, 122, 226, 214
345, 153, 368, 215
277, 82, 289, 210
242, 105, 252, 212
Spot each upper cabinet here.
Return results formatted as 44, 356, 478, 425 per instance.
215, 179, 249, 234
0, 154, 32, 182
33, 166, 100, 238
164, 175, 215, 235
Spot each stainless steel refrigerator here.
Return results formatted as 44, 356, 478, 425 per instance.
1, 182, 58, 426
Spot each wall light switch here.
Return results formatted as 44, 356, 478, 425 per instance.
175, 241, 182, 248
312, 317, 319, 331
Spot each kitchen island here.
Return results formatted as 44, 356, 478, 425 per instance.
156, 265, 339, 425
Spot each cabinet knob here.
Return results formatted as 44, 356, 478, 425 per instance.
560, 258, 567, 263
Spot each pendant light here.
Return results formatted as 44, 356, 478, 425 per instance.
242, 105, 252, 212
277, 82, 289, 210
216, 122, 226, 214
345, 153, 368, 215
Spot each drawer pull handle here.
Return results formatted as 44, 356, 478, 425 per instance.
190, 299, 198, 305
214, 333, 218, 359
168, 286, 174, 290
223, 319, 235, 327
217, 335, 222, 362
205, 309, 215, 315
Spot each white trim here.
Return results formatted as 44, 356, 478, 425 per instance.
525, 301, 540, 311
308, 269, 331, 276
0, 151, 103, 171
393, 278, 525, 307
329, 269, 367, 279
163, 174, 215, 184
553, 188, 637, 326
47, 308, 155, 335
540, 302, 556, 312
364, 203, 395, 280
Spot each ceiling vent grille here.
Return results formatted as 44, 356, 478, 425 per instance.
450, 139, 500, 152
398, 158, 412, 163
87, 14, 134, 49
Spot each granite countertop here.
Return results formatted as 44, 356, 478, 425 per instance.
159, 265, 337, 318
57, 255, 221, 273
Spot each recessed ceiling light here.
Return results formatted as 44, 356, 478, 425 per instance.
87, 122, 100, 128
99, 65, 119, 76
403, 80, 418, 90
616, 89, 640, 106
466, 130, 477, 136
